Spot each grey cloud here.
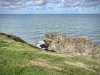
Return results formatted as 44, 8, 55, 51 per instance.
32, 0, 61, 6
4, 0, 27, 2
4, 0, 20, 2
59, 0, 100, 8
0, 1, 26, 10
48, 0, 60, 3
34, 6, 46, 10
1, 0, 100, 11
0, 0, 59, 10
2, 0, 100, 8
34, 6, 54, 10
3, 0, 52, 6
47, 7, 54, 10
1, 2, 10, 7
33, 0, 60, 6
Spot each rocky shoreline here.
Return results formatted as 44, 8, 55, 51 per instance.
40, 32, 100, 55
1, 31, 100, 56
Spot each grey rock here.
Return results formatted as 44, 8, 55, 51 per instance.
43, 32, 100, 55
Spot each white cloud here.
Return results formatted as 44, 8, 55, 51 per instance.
33, 0, 47, 5
26, 1, 34, 6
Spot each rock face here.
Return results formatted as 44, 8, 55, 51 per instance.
42, 32, 100, 55
44, 33, 76, 53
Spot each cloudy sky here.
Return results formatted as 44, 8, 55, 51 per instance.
0, 0, 100, 14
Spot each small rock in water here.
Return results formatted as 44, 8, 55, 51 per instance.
36, 40, 44, 48
36, 40, 48, 50
40, 44, 48, 49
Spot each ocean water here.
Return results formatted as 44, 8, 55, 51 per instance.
0, 14, 100, 45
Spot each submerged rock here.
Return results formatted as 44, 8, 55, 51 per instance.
42, 32, 100, 55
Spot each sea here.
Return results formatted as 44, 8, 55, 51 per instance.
0, 14, 100, 46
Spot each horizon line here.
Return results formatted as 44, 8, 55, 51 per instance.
0, 13, 100, 15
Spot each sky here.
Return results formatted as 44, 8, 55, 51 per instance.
0, 0, 100, 14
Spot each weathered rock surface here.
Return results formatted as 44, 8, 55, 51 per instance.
42, 32, 100, 55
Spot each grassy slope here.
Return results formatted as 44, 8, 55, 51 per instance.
0, 32, 100, 75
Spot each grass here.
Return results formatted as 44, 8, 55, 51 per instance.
60, 64, 97, 75
0, 32, 100, 75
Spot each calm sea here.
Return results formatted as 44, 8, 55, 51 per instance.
0, 14, 100, 45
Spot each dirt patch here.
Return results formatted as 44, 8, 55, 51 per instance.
65, 61, 100, 75
21, 60, 62, 71
40, 51, 76, 58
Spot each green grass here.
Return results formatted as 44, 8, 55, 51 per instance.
60, 64, 97, 75
0, 32, 100, 75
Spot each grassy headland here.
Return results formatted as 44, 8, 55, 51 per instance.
0, 32, 100, 75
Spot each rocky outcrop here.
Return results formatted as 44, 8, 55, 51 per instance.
41, 32, 100, 55
44, 33, 76, 53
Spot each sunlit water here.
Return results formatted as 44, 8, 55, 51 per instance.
0, 14, 100, 45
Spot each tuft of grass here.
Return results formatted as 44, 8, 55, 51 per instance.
0, 40, 9, 47
90, 56, 98, 60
